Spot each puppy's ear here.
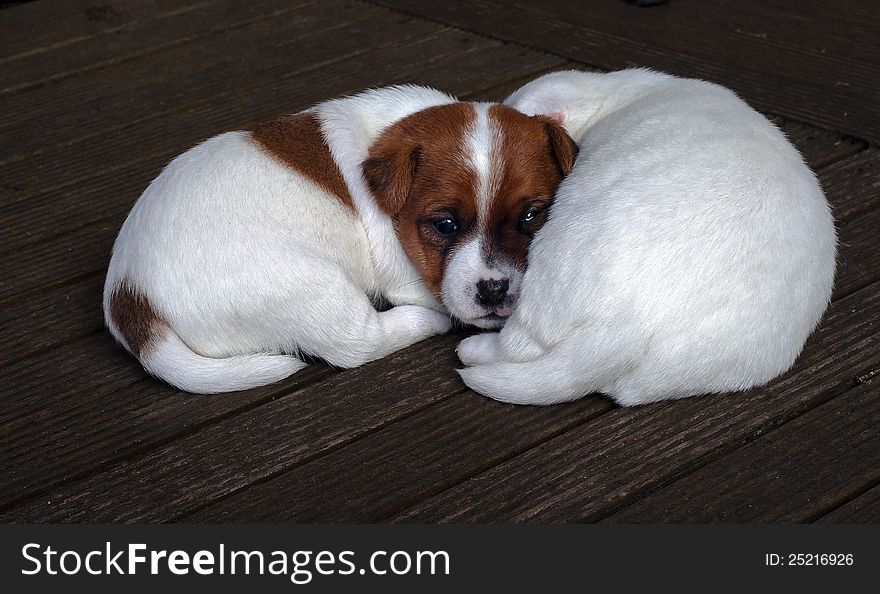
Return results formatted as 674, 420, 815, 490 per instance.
537, 116, 579, 177
362, 137, 421, 216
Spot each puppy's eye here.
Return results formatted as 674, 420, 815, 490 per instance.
432, 217, 460, 236
520, 209, 539, 224
518, 206, 548, 234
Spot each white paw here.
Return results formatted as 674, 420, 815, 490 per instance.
456, 365, 531, 405
394, 305, 452, 336
456, 333, 501, 366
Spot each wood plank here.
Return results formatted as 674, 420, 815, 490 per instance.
820, 148, 880, 223
0, 331, 336, 510
833, 209, 880, 300
0, 3, 398, 202
0, 0, 198, 59
778, 121, 867, 173
0, 274, 105, 368
6, 373, 609, 522
0, 0, 389, 161
1, 0, 316, 94
2, 335, 145, 424
0, 5, 448, 249
817, 484, 880, 523
372, 0, 880, 143
0, 225, 111, 304
0, 35, 562, 255
180, 397, 609, 522
600, 383, 880, 522
464, 60, 589, 101
0, 332, 463, 518
389, 283, 880, 522
2, 0, 876, 526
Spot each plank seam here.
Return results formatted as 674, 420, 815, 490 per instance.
0, 328, 105, 373
1, 0, 324, 96
0, 0, 222, 65
0, 370, 143, 432
811, 477, 880, 523
369, 402, 614, 522
0, 268, 104, 310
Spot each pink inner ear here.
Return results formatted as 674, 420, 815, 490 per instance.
547, 111, 566, 125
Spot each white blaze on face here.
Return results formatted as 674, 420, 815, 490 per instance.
468, 103, 501, 221
440, 103, 523, 329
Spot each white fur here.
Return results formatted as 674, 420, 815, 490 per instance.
315, 85, 457, 306
458, 69, 837, 406
467, 102, 501, 220
104, 86, 456, 394
442, 102, 522, 329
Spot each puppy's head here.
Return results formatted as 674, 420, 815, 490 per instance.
363, 102, 577, 328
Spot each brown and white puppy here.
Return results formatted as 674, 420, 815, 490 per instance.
103, 85, 575, 394
364, 102, 577, 328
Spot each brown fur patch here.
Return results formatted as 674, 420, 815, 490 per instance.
484, 104, 578, 269
364, 103, 477, 295
362, 102, 576, 300
251, 112, 354, 210
107, 282, 166, 358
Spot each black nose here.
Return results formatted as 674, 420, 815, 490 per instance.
476, 278, 509, 307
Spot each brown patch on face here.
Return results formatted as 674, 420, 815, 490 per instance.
484, 103, 578, 269
107, 281, 166, 357
363, 103, 478, 295
251, 112, 354, 210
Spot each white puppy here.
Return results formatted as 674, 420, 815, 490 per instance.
104, 85, 576, 393
457, 69, 837, 406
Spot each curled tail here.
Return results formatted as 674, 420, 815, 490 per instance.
457, 327, 641, 406
458, 341, 588, 406
139, 329, 306, 394
105, 281, 305, 394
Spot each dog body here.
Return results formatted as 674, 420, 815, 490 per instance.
104, 85, 575, 393
458, 69, 837, 406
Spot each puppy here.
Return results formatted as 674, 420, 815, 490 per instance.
104, 85, 577, 394
457, 69, 837, 406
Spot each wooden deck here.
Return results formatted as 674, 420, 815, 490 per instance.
1, 0, 877, 523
